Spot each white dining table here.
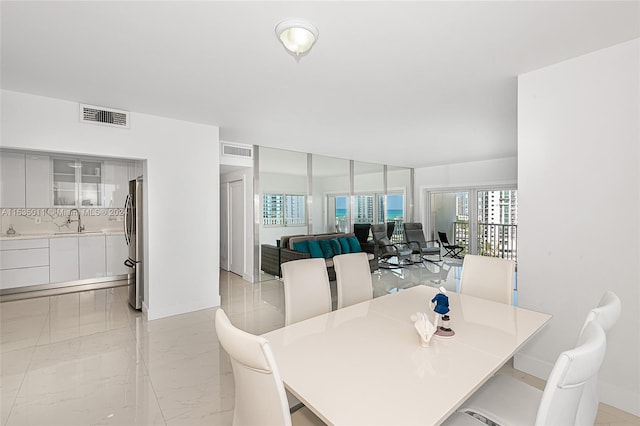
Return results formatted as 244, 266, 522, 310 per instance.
262, 285, 552, 426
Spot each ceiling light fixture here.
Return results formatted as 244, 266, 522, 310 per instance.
275, 19, 318, 59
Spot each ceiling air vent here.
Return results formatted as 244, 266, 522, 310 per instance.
222, 143, 253, 159
80, 104, 130, 128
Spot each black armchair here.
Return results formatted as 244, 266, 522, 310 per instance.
371, 223, 412, 268
403, 223, 441, 263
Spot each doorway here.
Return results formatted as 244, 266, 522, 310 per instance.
427, 187, 518, 261
228, 180, 244, 276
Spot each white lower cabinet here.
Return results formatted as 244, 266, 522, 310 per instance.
106, 235, 131, 276
49, 237, 79, 283
0, 238, 50, 289
79, 236, 106, 279
0, 267, 49, 290
2, 234, 127, 290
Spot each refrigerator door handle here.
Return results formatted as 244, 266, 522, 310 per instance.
123, 193, 132, 246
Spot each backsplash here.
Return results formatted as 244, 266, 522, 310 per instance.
1, 207, 125, 236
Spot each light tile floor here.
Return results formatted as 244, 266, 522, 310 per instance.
1, 260, 638, 425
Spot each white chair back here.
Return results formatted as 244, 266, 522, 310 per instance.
215, 309, 292, 426
334, 252, 373, 309
536, 321, 607, 426
575, 291, 621, 426
282, 258, 332, 326
459, 255, 515, 305
580, 290, 621, 334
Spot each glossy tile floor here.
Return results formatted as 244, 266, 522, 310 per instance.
1, 260, 638, 425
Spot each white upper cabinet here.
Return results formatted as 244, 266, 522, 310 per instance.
25, 154, 51, 207
52, 158, 103, 207
103, 160, 130, 208
52, 158, 78, 207
0, 151, 26, 207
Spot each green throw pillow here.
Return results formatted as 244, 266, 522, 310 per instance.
293, 240, 310, 253
330, 238, 342, 256
339, 237, 351, 254
347, 236, 362, 253
307, 240, 324, 258
318, 239, 335, 259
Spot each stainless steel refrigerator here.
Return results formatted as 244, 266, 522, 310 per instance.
124, 177, 144, 310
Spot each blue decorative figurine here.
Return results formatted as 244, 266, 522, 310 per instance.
431, 286, 455, 337
431, 288, 449, 316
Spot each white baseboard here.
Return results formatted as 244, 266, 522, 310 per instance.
599, 381, 640, 417
514, 353, 640, 417
147, 296, 220, 320
513, 352, 554, 380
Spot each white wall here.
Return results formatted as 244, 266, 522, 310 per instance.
1, 90, 220, 320
220, 167, 254, 282
414, 157, 517, 222
516, 39, 639, 415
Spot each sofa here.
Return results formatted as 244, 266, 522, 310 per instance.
280, 232, 378, 281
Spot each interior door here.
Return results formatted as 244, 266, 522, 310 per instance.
229, 179, 244, 276
220, 182, 229, 271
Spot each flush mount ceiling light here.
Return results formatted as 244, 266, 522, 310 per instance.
275, 19, 319, 59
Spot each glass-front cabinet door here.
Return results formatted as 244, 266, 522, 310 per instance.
52, 158, 103, 207
80, 160, 102, 206
52, 159, 77, 207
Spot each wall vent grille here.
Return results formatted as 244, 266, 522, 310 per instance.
222, 143, 253, 158
80, 104, 130, 128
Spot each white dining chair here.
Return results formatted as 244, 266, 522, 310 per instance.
215, 309, 325, 426
282, 258, 332, 326
333, 252, 373, 309
459, 254, 515, 305
449, 320, 607, 426
576, 291, 621, 426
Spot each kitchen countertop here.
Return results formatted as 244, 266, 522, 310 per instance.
0, 230, 125, 241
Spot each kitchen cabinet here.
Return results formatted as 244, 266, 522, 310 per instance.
103, 161, 130, 208
1, 234, 127, 291
52, 158, 103, 207
52, 159, 77, 207
26, 154, 51, 207
80, 160, 102, 206
0, 151, 26, 207
49, 237, 79, 283
0, 238, 50, 289
79, 236, 106, 279
106, 234, 131, 276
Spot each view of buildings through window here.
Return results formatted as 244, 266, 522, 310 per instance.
262, 194, 305, 226
450, 190, 518, 259
334, 193, 405, 239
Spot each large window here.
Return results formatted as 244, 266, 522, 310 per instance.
477, 190, 517, 259
263, 193, 306, 226
334, 195, 349, 233
429, 187, 517, 260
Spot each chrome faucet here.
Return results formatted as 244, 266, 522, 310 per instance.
67, 209, 85, 232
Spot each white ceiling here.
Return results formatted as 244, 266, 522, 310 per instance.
2, 1, 638, 168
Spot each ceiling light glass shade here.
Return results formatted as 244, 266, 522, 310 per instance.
275, 19, 318, 56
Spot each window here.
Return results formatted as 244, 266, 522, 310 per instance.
263, 193, 305, 226
353, 195, 374, 223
